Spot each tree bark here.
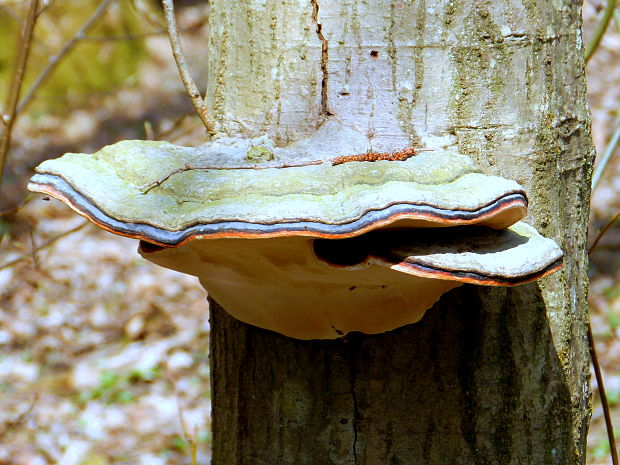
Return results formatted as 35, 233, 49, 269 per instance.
207, 1, 594, 463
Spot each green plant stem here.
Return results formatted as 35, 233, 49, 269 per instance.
585, 0, 617, 63
0, 0, 39, 187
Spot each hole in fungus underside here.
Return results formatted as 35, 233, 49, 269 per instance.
313, 236, 371, 267
140, 240, 167, 254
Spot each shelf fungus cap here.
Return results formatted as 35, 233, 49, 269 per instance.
28, 132, 562, 339
29, 139, 528, 243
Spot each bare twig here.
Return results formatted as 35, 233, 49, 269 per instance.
588, 210, 620, 465
81, 30, 170, 41
140, 147, 426, 194
155, 113, 190, 139
16, 0, 114, 115
0, 3, 24, 28
0, 194, 32, 217
82, 18, 208, 41
0, 0, 39, 186
167, 118, 205, 143
589, 210, 620, 254
585, 0, 617, 63
131, 0, 166, 29
37, 0, 57, 17
140, 159, 324, 193
0, 394, 38, 442
29, 227, 39, 270
0, 221, 88, 271
161, 0, 216, 137
588, 322, 619, 465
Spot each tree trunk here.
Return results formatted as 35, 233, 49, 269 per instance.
207, 1, 594, 463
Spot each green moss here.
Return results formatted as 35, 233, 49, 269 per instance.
77, 367, 158, 405
275, 380, 311, 420
394, 0, 425, 146
527, 112, 562, 235
451, 47, 486, 126
449, 4, 513, 134
245, 145, 275, 162
442, 0, 463, 28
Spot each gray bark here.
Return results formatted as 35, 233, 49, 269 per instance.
207, 1, 594, 463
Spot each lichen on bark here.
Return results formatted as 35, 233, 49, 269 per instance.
207, 1, 594, 463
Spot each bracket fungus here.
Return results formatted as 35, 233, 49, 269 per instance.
28, 123, 563, 339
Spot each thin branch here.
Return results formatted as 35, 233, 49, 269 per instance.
82, 29, 176, 41
155, 113, 190, 139
588, 210, 620, 465
28, 227, 39, 270
0, 394, 38, 442
167, 117, 206, 142
83, 30, 169, 41
0, 221, 88, 271
16, 0, 114, 115
0, 0, 39, 186
588, 209, 620, 254
82, 18, 207, 41
585, 0, 617, 63
588, 324, 619, 465
0, 4, 23, 30
140, 160, 324, 193
592, 123, 620, 191
140, 147, 427, 194
161, 0, 216, 137
37, 0, 57, 17
130, 0, 166, 29
0, 195, 32, 217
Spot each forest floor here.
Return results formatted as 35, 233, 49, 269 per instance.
0, 1, 619, 464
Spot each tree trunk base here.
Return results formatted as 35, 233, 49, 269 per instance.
210, 284, 577, 465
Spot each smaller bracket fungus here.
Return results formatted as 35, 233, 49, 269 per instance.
28, 122, 563, 339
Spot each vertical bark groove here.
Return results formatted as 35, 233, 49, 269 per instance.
346, 339, 361, 465
312, 0, 331, 117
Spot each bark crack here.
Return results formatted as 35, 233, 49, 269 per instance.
311, 0, 331, 116
347, 337, 361, 465
350, 370, 360, 464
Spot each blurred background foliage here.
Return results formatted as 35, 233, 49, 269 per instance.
0, 1, 210, 463
0, 0, 203, 212
0, 0, 619, 464
0, 0, 147, 115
